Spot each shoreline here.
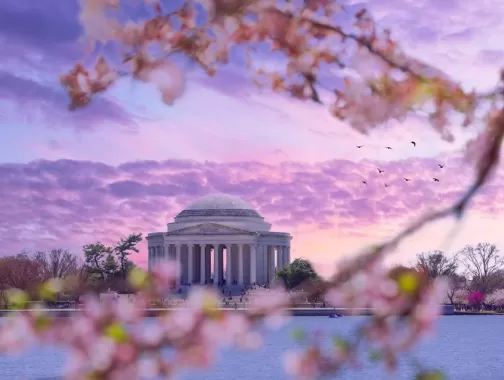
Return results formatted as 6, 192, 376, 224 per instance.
0, 306, 475, 317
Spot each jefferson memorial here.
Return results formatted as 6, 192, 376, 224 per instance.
147, 193, 292, 286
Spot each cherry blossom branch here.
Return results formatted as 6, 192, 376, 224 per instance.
269, 6, 425, 79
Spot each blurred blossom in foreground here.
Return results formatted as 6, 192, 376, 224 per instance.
0, 255, 451, 379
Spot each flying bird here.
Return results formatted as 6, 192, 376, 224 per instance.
362, 181, 367, 185
411, 141, 416, 147
433, 178, 440, 182
378, 168, 384, 173
404, 178, 411, 182
438, 164, 444, 168
357, 145, 364, 148
384, 183, 389, 187
385, 146, 393, 150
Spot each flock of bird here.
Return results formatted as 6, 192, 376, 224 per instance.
357, 141, 444, 187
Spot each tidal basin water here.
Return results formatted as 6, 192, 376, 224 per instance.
0, 316, 503, 380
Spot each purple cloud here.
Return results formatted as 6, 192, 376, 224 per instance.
0, 1, 80, 47
0, 72, 137, 131
0, 1, 143, 131
0, 155, 502, 260
0, 0, 82, 68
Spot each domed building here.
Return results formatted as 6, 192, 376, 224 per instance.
147, 193, 292, 286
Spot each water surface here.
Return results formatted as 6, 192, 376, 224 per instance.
0, 316, 502, 380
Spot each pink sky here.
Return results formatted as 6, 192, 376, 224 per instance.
2, 0, 504, 276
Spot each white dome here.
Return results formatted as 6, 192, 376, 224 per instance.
186, 193, 254, 210
176, 193, 261, 218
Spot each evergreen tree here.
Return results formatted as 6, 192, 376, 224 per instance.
82, 242, 112, 281
276, 258, 320, 289
103, 253, 119, 278
114, 233, 143, 279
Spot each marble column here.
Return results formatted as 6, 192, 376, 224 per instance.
226, 244, 232, 283
256, 245, 262, 284
213, 243, 220, 284
188, 244, 194, 284
276, 246, 282, 270
238, 244, 244, 285
286, 246, 291, 265
263, 245, 268, 283
268, 246, 275, 283
148, 248, 151, 271
264, 245, 269, 283
175, 244, 181, 284
205, 246, 212, 282
250, 244, 257, 285
200, 244, 206, 284
218, 246, 224, 282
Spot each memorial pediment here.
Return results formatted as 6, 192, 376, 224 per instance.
167, 223, 252, 235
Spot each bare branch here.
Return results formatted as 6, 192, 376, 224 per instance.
458, 243, 504, 293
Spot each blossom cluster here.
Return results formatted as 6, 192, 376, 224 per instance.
62, 0, 479, 141
282, 263, 449, 378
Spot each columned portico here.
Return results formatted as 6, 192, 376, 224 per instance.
147, 193, 292, 286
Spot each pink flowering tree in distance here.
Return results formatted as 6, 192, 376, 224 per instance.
486, 289, 504, 308
467, 291, 485, 309
2, 0, 504, 379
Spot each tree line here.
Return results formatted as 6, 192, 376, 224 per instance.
404, 242, 504, 305
276, 243, 504, 306
2, 239, 502, 307
0, 233, 143, 306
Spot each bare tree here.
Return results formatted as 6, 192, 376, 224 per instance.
34, 249, 78, 280
458, 243, 504, 294
414, 251, 458, 280
0, 253, 44, 293
446, 274, 467, 304
63, 259, 92, 300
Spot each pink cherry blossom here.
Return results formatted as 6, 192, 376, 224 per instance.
0, 314, 34, 353
283, 349, 320, 379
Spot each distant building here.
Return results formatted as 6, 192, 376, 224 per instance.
147, 193, 292, 286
